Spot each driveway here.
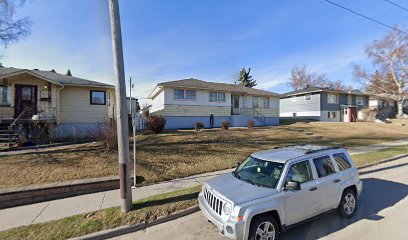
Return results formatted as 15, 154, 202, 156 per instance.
112, 156, 408, 240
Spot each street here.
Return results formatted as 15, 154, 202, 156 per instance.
112, 156, 408, 240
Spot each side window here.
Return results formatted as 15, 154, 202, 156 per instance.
286, 161, 313, 184
333, 153, 351, 171
313, 156, 336, 178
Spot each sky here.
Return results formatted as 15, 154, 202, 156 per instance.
1, 0, 408, 106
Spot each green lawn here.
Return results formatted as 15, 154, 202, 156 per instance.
0, 186, 201, 240
352, 144, 408, 166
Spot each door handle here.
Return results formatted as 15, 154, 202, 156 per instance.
309, 186, 318, 191
333, 179, 341, 183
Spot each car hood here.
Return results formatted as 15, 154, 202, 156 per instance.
204, 173, 278, 205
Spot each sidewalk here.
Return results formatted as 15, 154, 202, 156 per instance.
1, 138, 408, 232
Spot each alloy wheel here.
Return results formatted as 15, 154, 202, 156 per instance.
343, 193, 356, 215
256, 221, 275, 240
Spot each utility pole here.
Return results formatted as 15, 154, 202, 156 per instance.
108, 0, 132, 212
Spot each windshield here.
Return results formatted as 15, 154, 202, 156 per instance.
234, 156, 284, 189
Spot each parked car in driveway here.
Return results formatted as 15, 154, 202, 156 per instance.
198, 145, 362, 240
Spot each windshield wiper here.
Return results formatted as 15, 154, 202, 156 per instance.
242, 177, 261, 187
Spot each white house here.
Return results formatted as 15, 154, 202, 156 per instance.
147, 78, 280, 129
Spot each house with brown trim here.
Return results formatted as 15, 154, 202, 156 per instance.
0, 65, 115, 143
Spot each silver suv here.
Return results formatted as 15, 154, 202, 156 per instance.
198, 145, 362, 240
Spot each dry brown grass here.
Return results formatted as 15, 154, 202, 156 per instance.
1, 120, 408, 189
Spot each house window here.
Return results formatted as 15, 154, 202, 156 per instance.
0, 85, 8, 106
252, 96, 269, 108
90, 90, 106, 105
356, 96, 365, 105
290, 96, 296, 102
174, 89, 196, 100
185, 90, 196, 100
327, 93, 338, 104
304, 94, 312, 101
209, 92, 226, 102
328, 111, 336, 119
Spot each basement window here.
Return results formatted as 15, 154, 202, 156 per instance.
90, 90, 106, 105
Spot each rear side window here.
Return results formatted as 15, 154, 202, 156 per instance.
286, 161, 313, 184
333, 153, 351, 171
313, 156, 336, 178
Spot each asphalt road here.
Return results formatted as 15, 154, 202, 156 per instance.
112, 156, 408, 240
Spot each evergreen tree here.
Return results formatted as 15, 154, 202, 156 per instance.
237, 67, 257, 88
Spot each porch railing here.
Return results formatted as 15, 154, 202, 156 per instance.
240, 107, 266, 125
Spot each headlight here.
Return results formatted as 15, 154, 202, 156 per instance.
223, 202, 232, 215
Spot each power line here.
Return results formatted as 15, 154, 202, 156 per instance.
383, 0, 408, 13
322, 0, 408, 35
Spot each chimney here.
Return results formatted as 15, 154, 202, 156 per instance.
50, 69, 56, 73
0, 63, 3, 67
66, 69, 72, 76
33, 68, 39, 71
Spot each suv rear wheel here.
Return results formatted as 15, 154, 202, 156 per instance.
338, 188, 357, 218
249, 215, 280, 240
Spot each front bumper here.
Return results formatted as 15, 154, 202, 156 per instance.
198, 192, 244, 240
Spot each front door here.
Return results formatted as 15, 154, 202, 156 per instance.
349, 107, 357, 122
231, 95, 240, 115
14, 84, 37, 119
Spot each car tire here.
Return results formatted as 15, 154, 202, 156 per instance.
338, 188, 357, 218
249, 215, 280, 240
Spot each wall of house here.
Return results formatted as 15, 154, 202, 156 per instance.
0, 74, 58, 120
280, 93, 321, 119
149, 89, 165, 114
149, 87, 279, 129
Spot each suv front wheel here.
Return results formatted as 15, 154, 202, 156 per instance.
249, 215, 280, 240
338, 188, 357, 218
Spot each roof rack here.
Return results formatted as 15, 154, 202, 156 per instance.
305, 145, 344, 154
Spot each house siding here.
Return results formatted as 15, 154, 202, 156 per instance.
280, 93, 321, 119
59, 86, 112, 123
149, 87, 279, 129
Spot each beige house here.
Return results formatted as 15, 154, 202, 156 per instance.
0, 66, 115, 141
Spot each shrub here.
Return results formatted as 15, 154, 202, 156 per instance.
194, 122, 204, 132
94, 122, 118, 151
147, 115, 166, 134
247, 120, 255, 129
360, 108, 377, 122
221, 121, 230, 130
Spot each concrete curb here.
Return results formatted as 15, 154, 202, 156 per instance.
69, 205, 200, 240
356, 153, 408, 171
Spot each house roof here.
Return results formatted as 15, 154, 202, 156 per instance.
148, 78, 281, 99
281, 85, 368, 98
0, 66, 114, 88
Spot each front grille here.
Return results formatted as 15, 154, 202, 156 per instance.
203, 187, 223, 215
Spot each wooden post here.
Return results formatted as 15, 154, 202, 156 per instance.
108, 0, 132, 212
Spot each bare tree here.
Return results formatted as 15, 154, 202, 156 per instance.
353, 28, 408, 117
289, 65, 350, 91
0, 0, 31, 47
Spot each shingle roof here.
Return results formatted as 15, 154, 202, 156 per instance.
155, 78, 280, 97
0, 66, 114, 88
282, 85, 368, 97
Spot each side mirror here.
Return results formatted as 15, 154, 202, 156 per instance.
236, 161, 241, 167
285, 181, 301, 191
